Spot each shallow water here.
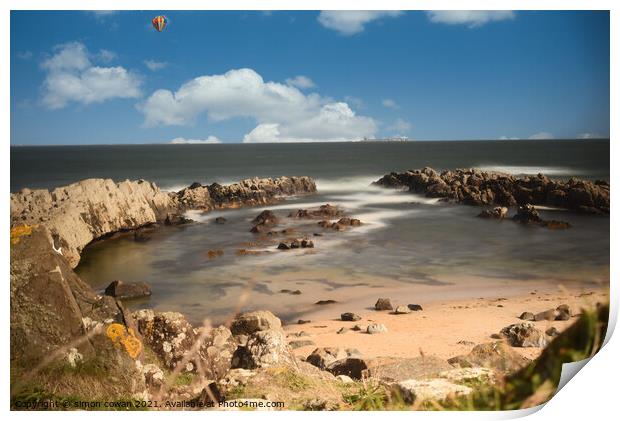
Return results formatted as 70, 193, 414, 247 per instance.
75, 179, 609, 325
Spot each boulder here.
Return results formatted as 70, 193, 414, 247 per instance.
326, 358, 369, 380
375, 298, 393, 311
555, 304, 572, 320
394, 305, 411, 314
513, 204, 542, 224
408, 304, 423, 311
230, 311, 282, 336
104, 280, 152, 300
252, 210, 278, 226
200, 325, 238, 379
306, 347, 360, 370
394, 379, 472, 404
448, 341, 530, 373
133, 309, 196, 370
367, 323, 388, 334
214, 216, 227, 224
519, 312, 535, 321
499, 323, 548, 347
477, 207, 508, 219
534, 309, 557, 321
366, 356, 453, 382
341, 312, 361, 322
232, 328, 294, 370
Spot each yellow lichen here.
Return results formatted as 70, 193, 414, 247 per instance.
10, 225, 35, 245
106, 323, 142, 359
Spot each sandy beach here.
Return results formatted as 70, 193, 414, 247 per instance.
284, 284, 609, 361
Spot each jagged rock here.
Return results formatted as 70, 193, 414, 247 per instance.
307, 348, 346, 370
477, 207, 508, 219
200, 325, 237, 380
214, 216, 227, 224
230, 311, 282, 336
519, 312, 536, 321
326, 358, 369, 380
104, 280, 152, 300
10, 179, 176, 267
289, 204, 343, 219
408, 304, 423, 311
367, 323, 388, 334
232, 329, 295, 369
252, 210, 279, 226
448, 341, 530, 373
513, 204, 542, 224
277, 242, 290, 250
138, 362, 165, 391
375, 298, 393, 311
10, 226, 119, 363
133, 309, 196, 370
230, 311, 294, 370
499, 323, 548, 347
373, 168, 609, 214
341, 312, 361, 321
394, 379, 472, 404
164, 213, 193, 226
394, 305, 411, 314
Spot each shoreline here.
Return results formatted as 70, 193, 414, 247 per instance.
284, 285, 609, 361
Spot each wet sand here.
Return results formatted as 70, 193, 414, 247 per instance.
283, 284, 609, 361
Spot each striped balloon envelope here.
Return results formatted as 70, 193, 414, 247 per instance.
152, 15, 168, 32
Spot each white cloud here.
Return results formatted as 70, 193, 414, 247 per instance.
40, 42, 141, 109
97, 49, 117, 63
317, 11, 403, 35
499, 136, 521, 140
285, 75, 315, 89
387, 118, 411, 135
139, 68, 377, 143
144, 59, 168, 71
382, 98, 399, 109
427, 11, 515, 28
170, 136, 221, 144
528, 132, 554, 140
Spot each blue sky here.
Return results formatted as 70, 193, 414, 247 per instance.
10, 10, 610, 145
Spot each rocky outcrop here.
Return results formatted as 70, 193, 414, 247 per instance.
374, 167, 609, 214
10, 225, 120, 364
176, 176, 316, 210
11, 176, 317, 268
10, 179, 176, 268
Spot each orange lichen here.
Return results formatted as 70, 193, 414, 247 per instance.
10, 225, 35, 245
106, 323, 142, 359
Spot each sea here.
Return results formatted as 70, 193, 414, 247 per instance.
10, 140, 610, 324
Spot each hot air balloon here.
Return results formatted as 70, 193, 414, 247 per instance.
152, 15, 168, 32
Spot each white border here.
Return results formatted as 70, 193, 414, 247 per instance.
2, 1, 616, 420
